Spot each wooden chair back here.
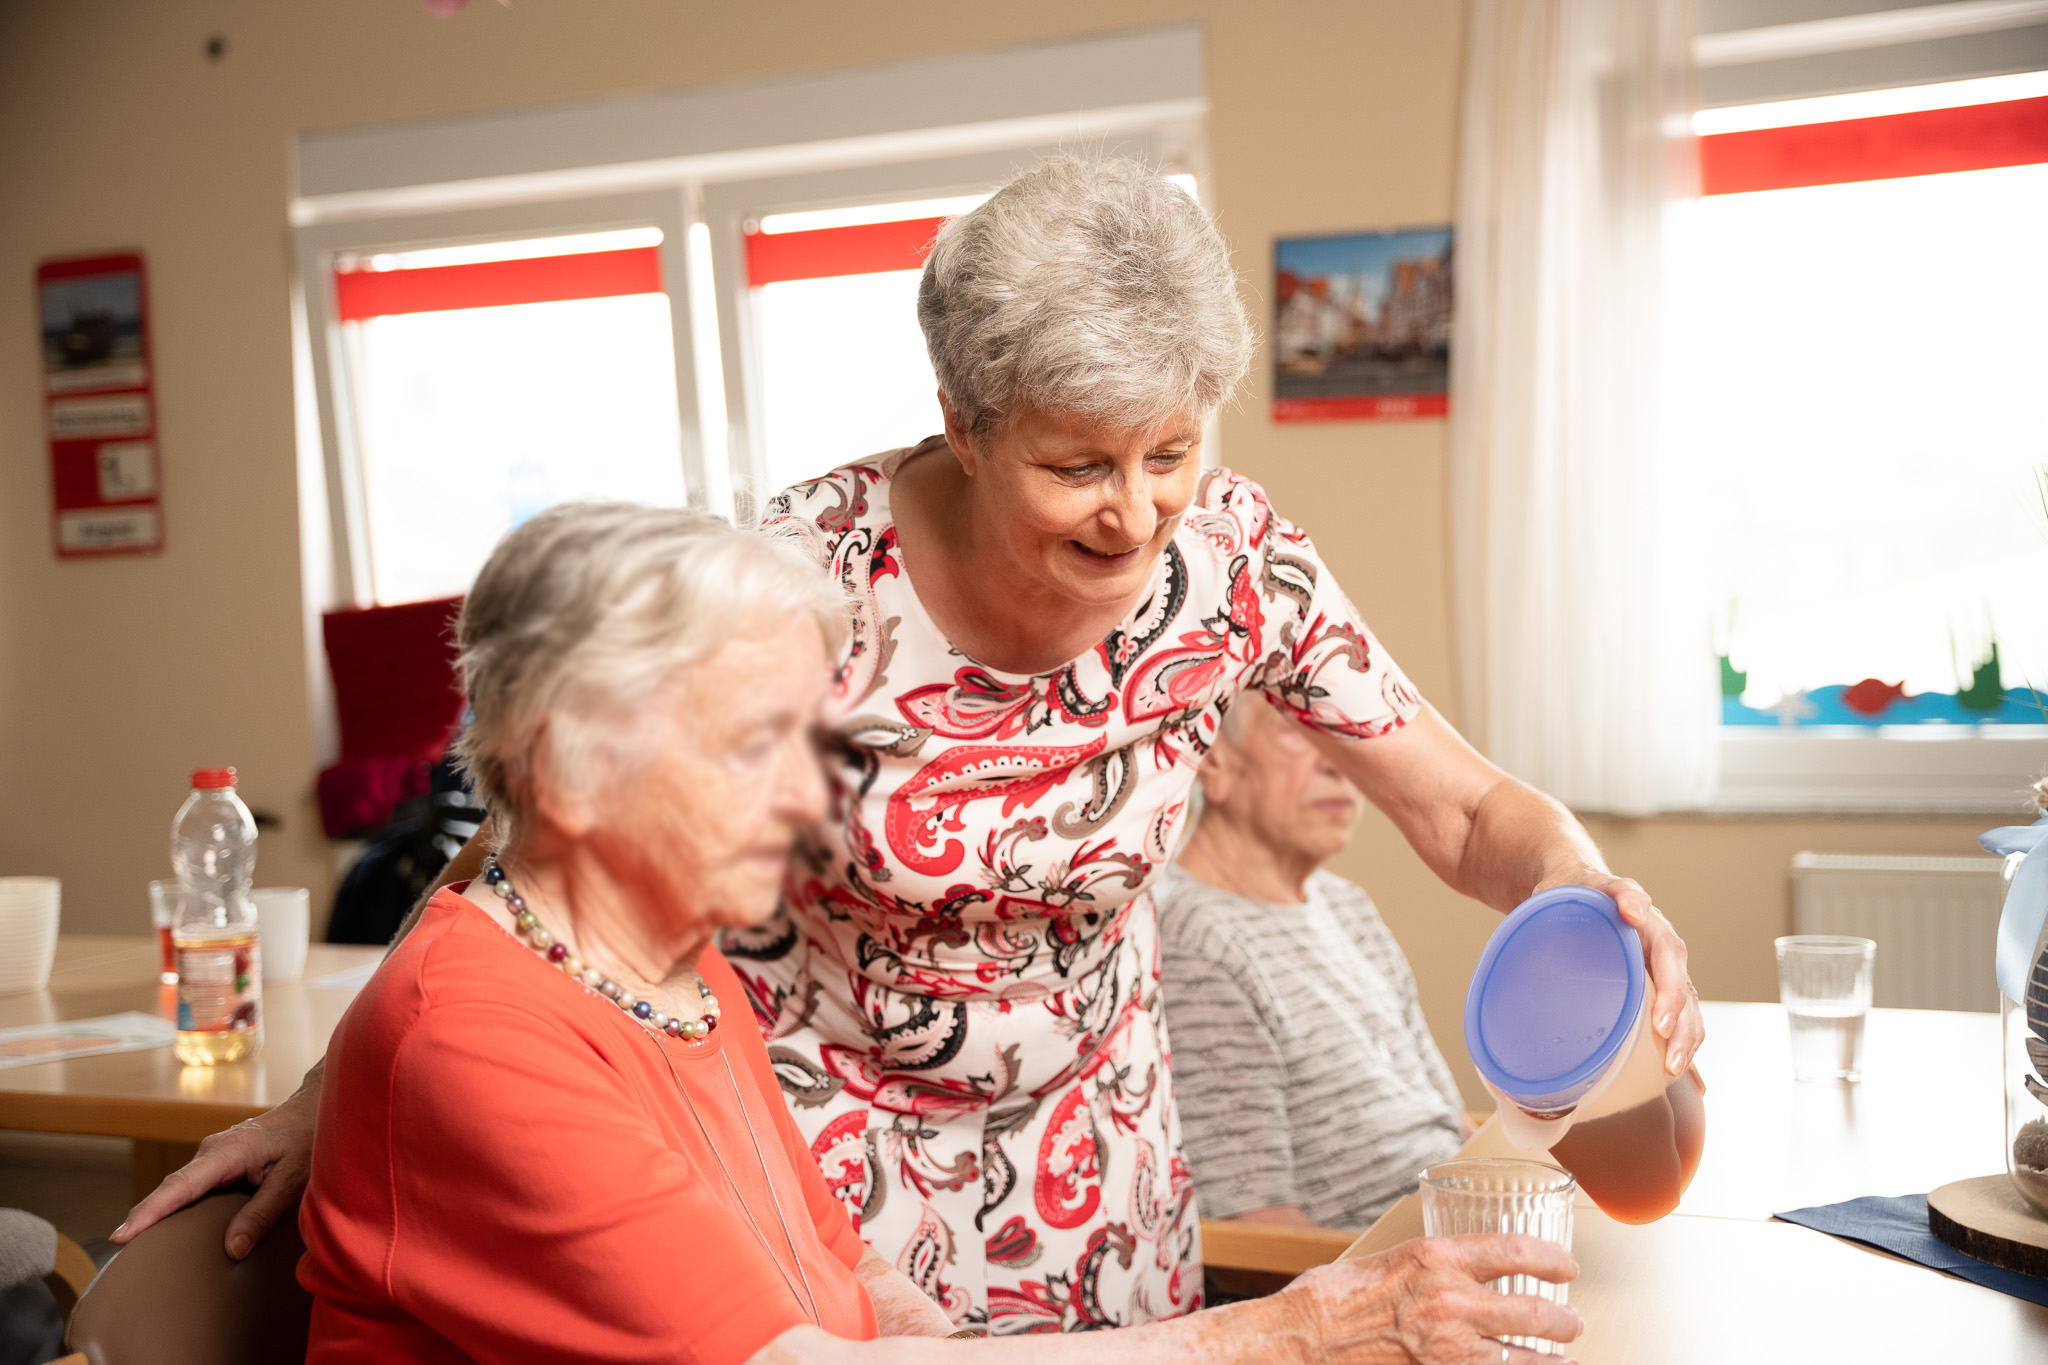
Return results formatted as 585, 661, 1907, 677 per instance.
67, 1187, 310, 1365
1199, 1217, 1359, 1302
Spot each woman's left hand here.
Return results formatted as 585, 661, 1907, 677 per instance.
1536, 868, 1704, 1076
1318, 711, 1705, 1074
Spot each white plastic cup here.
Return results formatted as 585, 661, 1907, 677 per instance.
251, 887, 311, 984
1420, 1158, 1577, 1356
0, 877, 62, 995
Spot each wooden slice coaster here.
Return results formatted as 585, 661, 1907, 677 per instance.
1929, 1174, 2048, 1280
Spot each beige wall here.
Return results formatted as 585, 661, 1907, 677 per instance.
0, 1, 1999, 1101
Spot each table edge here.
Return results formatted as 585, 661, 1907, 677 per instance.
0, 1090, 262, 1142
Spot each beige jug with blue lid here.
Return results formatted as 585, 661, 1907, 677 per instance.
1462, 885, 1706, 1224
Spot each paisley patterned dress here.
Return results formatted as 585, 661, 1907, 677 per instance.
727, 443, 1420, 1334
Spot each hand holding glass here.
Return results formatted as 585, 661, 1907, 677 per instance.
1420, 1159, 1577, 1356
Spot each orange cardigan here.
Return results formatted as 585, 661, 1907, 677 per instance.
300, 889, 878, 1363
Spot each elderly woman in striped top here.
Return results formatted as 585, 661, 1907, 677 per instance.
123, 156, 1702, 1341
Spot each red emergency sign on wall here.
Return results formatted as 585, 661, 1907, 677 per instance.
37, 252, 163, 557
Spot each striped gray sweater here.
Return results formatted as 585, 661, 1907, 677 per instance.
1156, 865, 1464, 1231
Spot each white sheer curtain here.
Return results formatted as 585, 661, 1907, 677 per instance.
1449, 0, 1719, 814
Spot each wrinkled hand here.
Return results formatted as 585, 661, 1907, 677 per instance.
851, 1246, 958, 1338
1538, 869, 1704, 1076
112, 1068, 322, 1259
1277, 1235, 1581, 1364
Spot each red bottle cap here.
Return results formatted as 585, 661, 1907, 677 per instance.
191, 768, 237, 789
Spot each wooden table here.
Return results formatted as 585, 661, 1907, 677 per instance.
1675, 1001, 2004, 1220
0, 935, 383, 1200
1347, 1001, 2048, 1361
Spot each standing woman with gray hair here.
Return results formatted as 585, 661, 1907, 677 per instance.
121, 156, 1700, 1348
737, 155, 1703, 1332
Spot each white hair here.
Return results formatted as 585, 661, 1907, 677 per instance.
453, 502, 847, 843
1216, 693, 1254, 745
917, 154, 1254, 436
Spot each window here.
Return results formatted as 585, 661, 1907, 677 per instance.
296, 190, 705, 609
286, 25, 1210, 807
745, 196, 982, 495
1675, 74, 2048, 734
293, 29, 1207, 609
335, 230, 686, 604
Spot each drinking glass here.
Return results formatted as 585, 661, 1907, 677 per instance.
0, 878, 61, 995
1776, 935, 1875, 1081
148, 880, 182, 984
252, 887, 312, 984
1419, 1158, 1576, 1355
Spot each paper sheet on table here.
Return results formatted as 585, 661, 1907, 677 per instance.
305, 961, 379, 991
0, 1011, 175, 1069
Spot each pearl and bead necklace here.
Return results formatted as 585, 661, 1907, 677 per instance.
483, 856, 721, 1042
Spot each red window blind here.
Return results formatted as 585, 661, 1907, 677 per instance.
1700, 95, 2048, 197
320, 595, 467, 760
744, 216, 947, 288
334, 247, 663, 321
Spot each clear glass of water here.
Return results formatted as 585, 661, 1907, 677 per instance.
1776, 935, 1876, 1081
1419, 1159, 1576, 1355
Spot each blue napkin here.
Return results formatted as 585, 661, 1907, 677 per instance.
1774, 1194, 2048, 1308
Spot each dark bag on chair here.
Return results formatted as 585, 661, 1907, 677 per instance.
326, 759, 484, 947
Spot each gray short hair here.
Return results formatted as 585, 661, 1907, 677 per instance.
918, 154, 1253, 436
453, 502, 846, 842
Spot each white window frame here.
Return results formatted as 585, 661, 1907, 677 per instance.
1712, 727, 2048, 815
295, 190, 704, 607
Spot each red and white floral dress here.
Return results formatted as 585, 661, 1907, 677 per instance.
729, 444, 1420, 1334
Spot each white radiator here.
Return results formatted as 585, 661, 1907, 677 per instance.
1790, 853, 2006, 1013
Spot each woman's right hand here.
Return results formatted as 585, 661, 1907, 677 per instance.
111, 841, 464, 1261
1274, 1235, 1582, 1364
111, 1063, 325, 1260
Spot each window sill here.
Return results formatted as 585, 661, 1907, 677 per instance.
1709, 727, 2048, 815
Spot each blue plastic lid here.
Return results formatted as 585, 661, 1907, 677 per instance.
1463, 885, 1646, 1113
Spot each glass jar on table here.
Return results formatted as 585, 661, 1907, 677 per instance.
1989, 808, 2048, 1216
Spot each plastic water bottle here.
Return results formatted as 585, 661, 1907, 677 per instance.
171, 767, 263, 1065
